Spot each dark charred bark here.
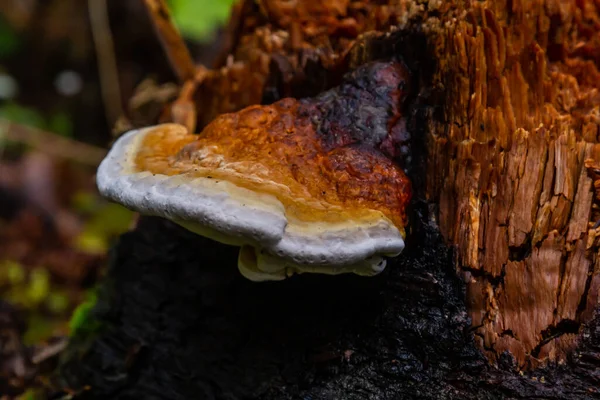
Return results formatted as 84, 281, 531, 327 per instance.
55, 216, 600, 399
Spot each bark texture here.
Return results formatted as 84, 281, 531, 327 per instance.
424, 1, 600, 368
56, 0, 600, 397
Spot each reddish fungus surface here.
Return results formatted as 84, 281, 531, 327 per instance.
135, 60, 412, 228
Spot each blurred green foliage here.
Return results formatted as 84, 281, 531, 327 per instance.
1, 263, 50, 309
23, 314, 57, 344
47, 111, 73, 138
5, 259, 26, 284
17, 388, 43, 400
0, 16, 20, 59
0, 102, 46, 129
0, 195, 132, 347
0, 2, 235, 395
168, 0, 237, 41
26, 268, 51, 305
0, 262, 72, 345
0, 102, 73, 137
73, 193, 134, 254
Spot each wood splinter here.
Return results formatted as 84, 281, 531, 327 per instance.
142, 0, 196, 83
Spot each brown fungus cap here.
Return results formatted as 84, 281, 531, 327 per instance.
97, 60, 412, 281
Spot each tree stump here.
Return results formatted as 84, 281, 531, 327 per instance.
57, 0, 600, 398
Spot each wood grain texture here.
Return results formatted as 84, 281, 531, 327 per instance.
426, 0, 600, 368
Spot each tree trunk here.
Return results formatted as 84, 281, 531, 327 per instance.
56, 0, 600, 398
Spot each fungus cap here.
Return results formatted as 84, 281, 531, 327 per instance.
97, 60, 412, 281
96, 121, 408, 281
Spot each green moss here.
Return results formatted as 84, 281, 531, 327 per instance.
68, 290, 101, 337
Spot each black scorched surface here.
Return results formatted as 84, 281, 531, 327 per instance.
56, 215, 600, 400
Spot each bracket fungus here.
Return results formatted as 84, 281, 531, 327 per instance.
97, 60, 412, 281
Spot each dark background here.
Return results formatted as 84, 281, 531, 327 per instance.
0, 1, 232, 397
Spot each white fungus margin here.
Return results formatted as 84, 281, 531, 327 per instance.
96, 124, 406, 281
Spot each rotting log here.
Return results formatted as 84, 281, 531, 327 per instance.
56, 0, 600, 398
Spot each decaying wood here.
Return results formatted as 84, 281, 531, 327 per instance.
56, 1, 600, 398
142, 0, 196, 83
177, 0, 600, 368
167, 66, 208, 133
424, 1, 600, 369
184, 0, 417, 130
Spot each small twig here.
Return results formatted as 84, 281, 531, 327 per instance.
211, 0, 247, 69
143, 0, 196, 83
0, 119, 106, 166
31, 337, 68, 365
88, 0, 123, 126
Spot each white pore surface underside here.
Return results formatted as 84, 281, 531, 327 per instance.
96, 125, 406, 281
